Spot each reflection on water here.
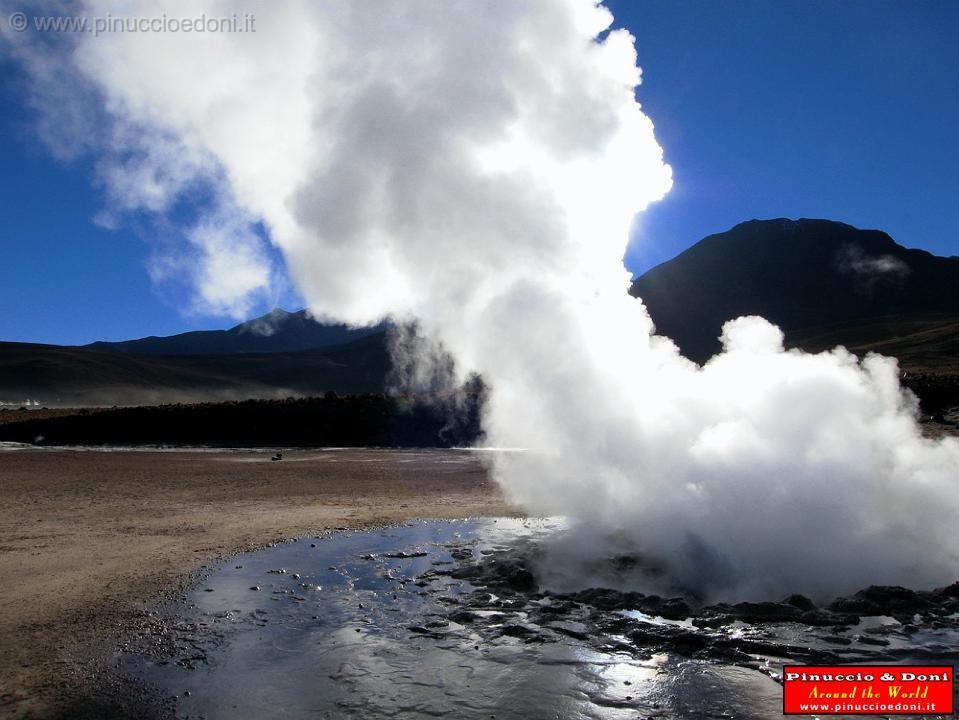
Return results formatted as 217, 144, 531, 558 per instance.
126, 519, 958, 719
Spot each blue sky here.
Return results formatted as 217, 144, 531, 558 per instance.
2, 0, 957, 345
614, 0, 959, 273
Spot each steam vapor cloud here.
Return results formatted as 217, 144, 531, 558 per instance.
6, 0, 959, 600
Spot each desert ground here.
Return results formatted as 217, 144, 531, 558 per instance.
0, 448, 514, 719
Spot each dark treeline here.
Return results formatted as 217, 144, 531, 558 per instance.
0, 377, 952, 448
0, 394, 484, 448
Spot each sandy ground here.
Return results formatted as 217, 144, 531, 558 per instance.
0, 448, 514, 719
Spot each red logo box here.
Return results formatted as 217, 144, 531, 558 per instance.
783, 665, 954, 715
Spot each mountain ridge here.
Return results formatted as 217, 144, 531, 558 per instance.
3, 218, 957, 409
85, 308, 387, 356
0, 333, 390, 406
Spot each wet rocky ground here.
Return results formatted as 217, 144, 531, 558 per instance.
122, 519, 959, 719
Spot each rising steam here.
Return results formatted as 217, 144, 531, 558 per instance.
6, 0, 959, 600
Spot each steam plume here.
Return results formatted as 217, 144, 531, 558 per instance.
7, 0, 959, 600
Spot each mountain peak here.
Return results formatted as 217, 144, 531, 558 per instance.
631, 218, 959, 362
234, 308, 301, 336
86, 309, 385, 356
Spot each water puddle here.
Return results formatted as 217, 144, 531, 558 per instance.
125, 519, 959, 719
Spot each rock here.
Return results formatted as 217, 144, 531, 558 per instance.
694, 600, 851, 627
720, 636, 840, 662
935, 581, 959, 598
640, 596, 691, 620
822, 635, 853, 645
564, 588, 645, 611
783, 594, 816, 611
628, 626, 708, 655
250, 586, 260, 591
466, 591, 497, 607
450, 566, 483, 580
499, 623, 538, 637
691, 615, 729, 629
546, 621, 589, 640
829, 586, 935, 615
856, 635, 890, 646
536, 602, 576, 615
698, 601, 801, 623
448, 610, 476, 624
594, 614, 637, 634
498, 598, 528, 610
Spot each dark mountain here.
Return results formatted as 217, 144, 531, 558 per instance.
0, 333, 389, 406
85, 308, 386, 355
630, 218, 959, 363
787, 312, 959, 372
5, 217, 958, 411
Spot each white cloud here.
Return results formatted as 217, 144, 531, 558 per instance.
144, 196, 272, 319
1, 0, 277, 318
836, 243, 911, 291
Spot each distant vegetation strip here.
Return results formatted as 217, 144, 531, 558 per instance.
0, 395, 484, 448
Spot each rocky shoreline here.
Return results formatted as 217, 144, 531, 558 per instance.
117, 518, 959, 718
430, 545, 959, 670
